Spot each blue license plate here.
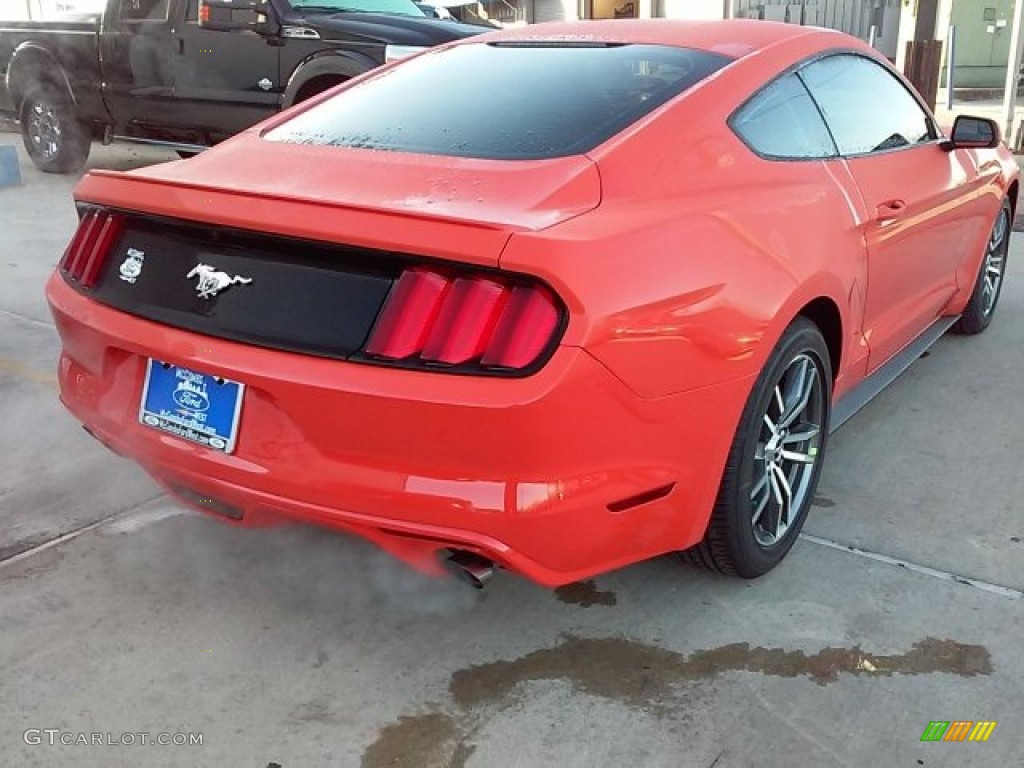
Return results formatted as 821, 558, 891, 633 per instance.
139, 360, 244, 453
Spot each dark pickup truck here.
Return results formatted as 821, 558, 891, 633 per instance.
0, 0, 481, 172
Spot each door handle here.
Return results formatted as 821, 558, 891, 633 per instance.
876, 199, 907, 222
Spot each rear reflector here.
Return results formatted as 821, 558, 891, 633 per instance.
61, 209, 122, 288
365, 268, 562, 372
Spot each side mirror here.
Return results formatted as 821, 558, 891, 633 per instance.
941, 115, 1001, 151
199, 0, 273, 32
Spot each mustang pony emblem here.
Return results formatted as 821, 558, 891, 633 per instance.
187, 264, 252, 299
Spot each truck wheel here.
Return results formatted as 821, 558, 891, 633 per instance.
20, 86, 91, 174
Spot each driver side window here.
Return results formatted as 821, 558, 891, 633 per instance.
799, 54, 936, 156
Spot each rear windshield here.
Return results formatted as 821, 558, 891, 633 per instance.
263, 43, 731, 160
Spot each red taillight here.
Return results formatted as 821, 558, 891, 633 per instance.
480, 285, 560, 370
60, 209, 121, 288
365, 268, 562, 372
365, 269, 451, 359
421, 277, 508, 365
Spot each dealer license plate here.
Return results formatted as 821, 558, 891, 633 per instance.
139, 360, 244, 453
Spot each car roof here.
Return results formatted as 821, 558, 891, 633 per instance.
473, 19, 847, 60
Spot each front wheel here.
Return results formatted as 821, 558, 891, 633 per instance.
20, 85, 91, 174
683, 317, 832, 578
952, 198, 1012, 335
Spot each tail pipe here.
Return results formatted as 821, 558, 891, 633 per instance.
444, 550, 495, 589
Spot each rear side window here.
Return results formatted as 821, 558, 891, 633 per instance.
264, 43, 732, 160
731, 73, 837, 159
799, 54, 935, 155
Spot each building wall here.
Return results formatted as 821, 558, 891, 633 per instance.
1, 0, 32, 20
657, 0, 724, 20
948, 0, 1017, 87
532, 0, 579, 23
528, 0, 900, 62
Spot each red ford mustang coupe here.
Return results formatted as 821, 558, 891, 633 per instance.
47, 20, 1016, 588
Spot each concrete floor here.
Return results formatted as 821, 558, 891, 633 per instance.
1, 136, 1022, 768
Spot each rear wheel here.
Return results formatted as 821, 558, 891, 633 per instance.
952, 198, 1011, 335
683, 318, 831, 578
20, 85, 90, 174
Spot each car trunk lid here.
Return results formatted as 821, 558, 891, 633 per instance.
66, 140, 594, 362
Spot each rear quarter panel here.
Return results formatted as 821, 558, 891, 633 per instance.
502, 31, 871, 401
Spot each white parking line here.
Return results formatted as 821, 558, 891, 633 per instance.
0, 494, 166, 569
800, 533, 1023, 599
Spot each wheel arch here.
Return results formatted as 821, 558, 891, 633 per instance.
1008, 179, 1019, 218
281, 52, 375, 108
795, 296, 843, 383
6, 42, 76, 114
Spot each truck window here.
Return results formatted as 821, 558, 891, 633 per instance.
118, 0, 171, 22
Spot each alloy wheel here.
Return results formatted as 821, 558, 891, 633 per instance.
981, 206, 1009, 318
750, 353, 826, 547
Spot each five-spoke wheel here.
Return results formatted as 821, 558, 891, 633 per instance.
684, 317, 831, 578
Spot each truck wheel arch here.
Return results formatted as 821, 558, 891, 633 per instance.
7, 42, 76, 113
282, 52, 376, 108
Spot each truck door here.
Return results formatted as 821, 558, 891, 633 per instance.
100, 0, 180, 129
170, 0, 281, 141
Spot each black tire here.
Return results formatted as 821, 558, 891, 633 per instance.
683, 317, 832, 578
19, 85, 91, 174
952, 198, 1012, 335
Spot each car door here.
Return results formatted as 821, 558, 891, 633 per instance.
799, 53, 989, 372
170, 0, 281, 140
100, 0, 180, 128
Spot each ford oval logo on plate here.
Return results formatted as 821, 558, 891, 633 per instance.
172, 378, 211, 413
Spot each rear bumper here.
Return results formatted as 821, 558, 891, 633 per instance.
48, 273, 750, 586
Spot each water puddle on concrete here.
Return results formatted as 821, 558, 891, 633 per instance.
553, 580, 617, 607
361, 634, 990, 768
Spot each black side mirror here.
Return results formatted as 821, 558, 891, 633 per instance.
941, 115, 1001, 151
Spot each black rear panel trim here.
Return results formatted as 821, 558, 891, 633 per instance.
75, 207, 566, 377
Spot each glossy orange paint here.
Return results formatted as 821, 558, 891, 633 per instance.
46, 20, 1018, 586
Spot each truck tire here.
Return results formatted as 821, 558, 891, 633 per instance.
20, 85, 91, 174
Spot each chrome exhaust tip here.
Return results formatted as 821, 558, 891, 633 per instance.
444, 550, 495, 589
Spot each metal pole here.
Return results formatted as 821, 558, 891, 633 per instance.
1002, 0, 1024, 143
946, 24, 956, 110
869, 24, 878, 48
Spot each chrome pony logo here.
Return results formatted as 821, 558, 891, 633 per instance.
187, 264, 252, 299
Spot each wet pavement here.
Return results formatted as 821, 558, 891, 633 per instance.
1, 137, 1022, 767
